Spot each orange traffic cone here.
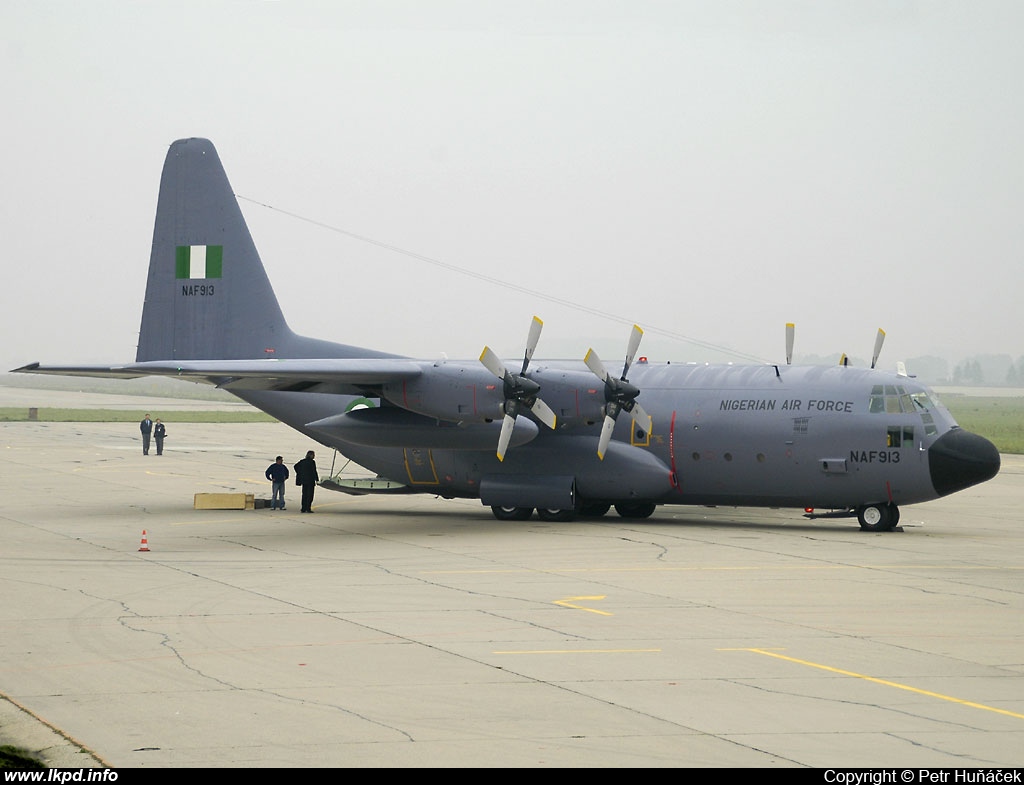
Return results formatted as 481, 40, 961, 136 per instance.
138, 530, 150, 552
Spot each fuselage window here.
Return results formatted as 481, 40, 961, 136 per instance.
921, 412, 938, 436
887, 425, 914, 448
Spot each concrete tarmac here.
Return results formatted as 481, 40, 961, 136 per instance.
1, 393, 1023, 768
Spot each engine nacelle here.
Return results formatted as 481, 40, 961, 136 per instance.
380, 361, 609, 427
381, 361, 504, 423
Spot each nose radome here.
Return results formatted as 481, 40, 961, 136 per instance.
929, 428, 1001, 497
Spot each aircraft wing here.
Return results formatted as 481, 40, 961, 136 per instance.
12, 358, 424, 396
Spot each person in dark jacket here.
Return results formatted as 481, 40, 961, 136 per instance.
294, 450, 319, 513
265, 455, 289, 510
154, 419, 167, 455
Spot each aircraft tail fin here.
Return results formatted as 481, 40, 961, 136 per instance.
136, 138, 360, 362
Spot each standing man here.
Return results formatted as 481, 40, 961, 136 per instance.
140, 414, 153, 455
294, 450, 319, 513
154, 418, 167, 456
265, 455, 289, 510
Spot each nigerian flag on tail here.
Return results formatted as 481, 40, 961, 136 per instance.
175, 245, 223, 279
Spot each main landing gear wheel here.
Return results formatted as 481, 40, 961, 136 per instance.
614, 502, 657, 519
857, 503, 899, 532
491, 506, 533, 521
578, 501, 611, 518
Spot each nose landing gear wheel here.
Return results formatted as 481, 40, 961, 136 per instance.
857, 503, 899, 532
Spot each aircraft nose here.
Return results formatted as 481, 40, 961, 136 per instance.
928, 428, 1000, 497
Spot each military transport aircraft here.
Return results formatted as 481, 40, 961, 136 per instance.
14, 138, 1001, 530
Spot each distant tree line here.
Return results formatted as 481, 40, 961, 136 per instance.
917, 354, 1024, 386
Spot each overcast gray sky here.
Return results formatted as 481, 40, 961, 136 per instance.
3, 1, 1022, 375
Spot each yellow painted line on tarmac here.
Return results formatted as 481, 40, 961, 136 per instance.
733, 648, 1024, 720
554, 595, 612, 616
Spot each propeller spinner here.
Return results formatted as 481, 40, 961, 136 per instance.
479, 316, 557, 462
584, 324, 651, 460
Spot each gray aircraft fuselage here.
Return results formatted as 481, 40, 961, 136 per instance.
236, 357, 992, 522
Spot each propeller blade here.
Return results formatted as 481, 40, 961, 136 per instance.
584, 348, 609, 383
479, 346, 506, 380
627, 401, 651, 435
530, 397, 557, 430
786, 323, 795, 365
596, 415, 617, 460
871, 328, 886, 369
622, 324, 643, 377
522, 315, 543, 375
496, 413, 516, 462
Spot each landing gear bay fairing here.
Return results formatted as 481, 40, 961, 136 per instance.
15, 139, 1000, 530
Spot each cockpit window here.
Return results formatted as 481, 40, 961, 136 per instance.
867, 386, 938, 435
910, 391, 935, 411
869, 385, 885, 413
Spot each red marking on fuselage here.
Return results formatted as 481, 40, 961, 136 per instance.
669, 410, 680, 490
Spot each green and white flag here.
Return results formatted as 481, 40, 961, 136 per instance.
175, 245, 223, 279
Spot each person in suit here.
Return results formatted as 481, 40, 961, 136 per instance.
140, 414, 153, 455
294, 451, 319, 513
